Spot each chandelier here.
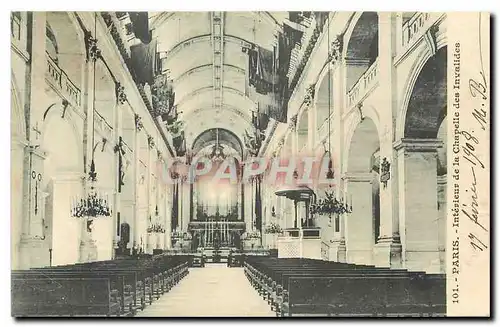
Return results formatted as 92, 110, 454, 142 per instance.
310, 22, 353, 220
71, 160, 112, 218
310, 190, 352, 217
208, 129, 226, 162
70, 15, 111, 220
147, 205, 165, 233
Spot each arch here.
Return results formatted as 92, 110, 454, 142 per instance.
175, 86, 254, 113
344, 115, 381, 263
343, 12, 379, 60
343, 104, 381, 172
173, 63, 245, 85
346, 117, 380, 173
46, 12, 86, 89
191, 128, 244, 157
343, 12, 379, 91
398, 45, 448, 140
40, 105, 83, 189
297, 107, 309, 153
314, 65, 334, 130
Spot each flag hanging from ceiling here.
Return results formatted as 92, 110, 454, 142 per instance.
244, 39, 290, 124
130, 38, 159, 85
128, 12, 152, 44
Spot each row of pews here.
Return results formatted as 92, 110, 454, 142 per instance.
12, 255, 190, 317
244, 257, 446, 317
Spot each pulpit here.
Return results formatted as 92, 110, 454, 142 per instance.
275, 183, 320, 259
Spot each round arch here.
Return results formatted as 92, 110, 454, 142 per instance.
314, 64, 334, 131
397, 43, 448, 140
191, 128, 244, 158
40, 104, 83, 184
342, 104, 381, 172
343, 12, 379, 92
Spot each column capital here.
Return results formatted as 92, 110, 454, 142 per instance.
393, 138, 443, 152
342, 172, 373, 182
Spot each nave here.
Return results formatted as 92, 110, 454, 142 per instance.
12, 253, 445, 317
136, 264, 274, 317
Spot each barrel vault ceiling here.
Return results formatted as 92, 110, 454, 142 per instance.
150, 12, 288, 155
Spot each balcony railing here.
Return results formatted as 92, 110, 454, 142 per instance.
94, 110, 113, 141
402, 12, 431, 49
347, 58, 379, 108
46, 53, 82, 108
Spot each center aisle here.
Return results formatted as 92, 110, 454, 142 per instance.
136, 263, 275, 317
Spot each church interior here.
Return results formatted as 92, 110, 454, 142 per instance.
11, 11, 448, 317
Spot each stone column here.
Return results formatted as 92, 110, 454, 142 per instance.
111, 85, 125, 257
182, 179, 191, 232
18, 12, 48, 268
373, 12, 402, 268
437, 175, 447, 272
343, 172, 374, 265
18, 145, 51, 268
78, 25, 98, 263
51, 172, 86, 266
145, 141, 154, 254
164, 182, 172, 249
244, 181, 253, 232
132, 126, 141, 252
11, 137, 28, 270
328, 56, 348, 262
395, 139, 442, 273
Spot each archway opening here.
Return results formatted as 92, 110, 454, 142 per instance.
402, 46, 447, 272
297, 109, 308, 154
315, 69, 333, 136
345, 116, 380, 265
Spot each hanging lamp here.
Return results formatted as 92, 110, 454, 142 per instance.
309, 15, 352, 219
71, 13, 111, 220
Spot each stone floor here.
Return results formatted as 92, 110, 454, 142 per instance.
136, 263, 275, 317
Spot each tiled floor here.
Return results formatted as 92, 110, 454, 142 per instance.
136, 263, 275, 317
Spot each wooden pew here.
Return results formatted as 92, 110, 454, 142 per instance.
13, 255, 190, 317
244, 257, 446, 317
12, 272, 121, 317
284, 274, 446, 317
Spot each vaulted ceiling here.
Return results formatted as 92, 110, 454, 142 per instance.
149, 12, 289, 155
